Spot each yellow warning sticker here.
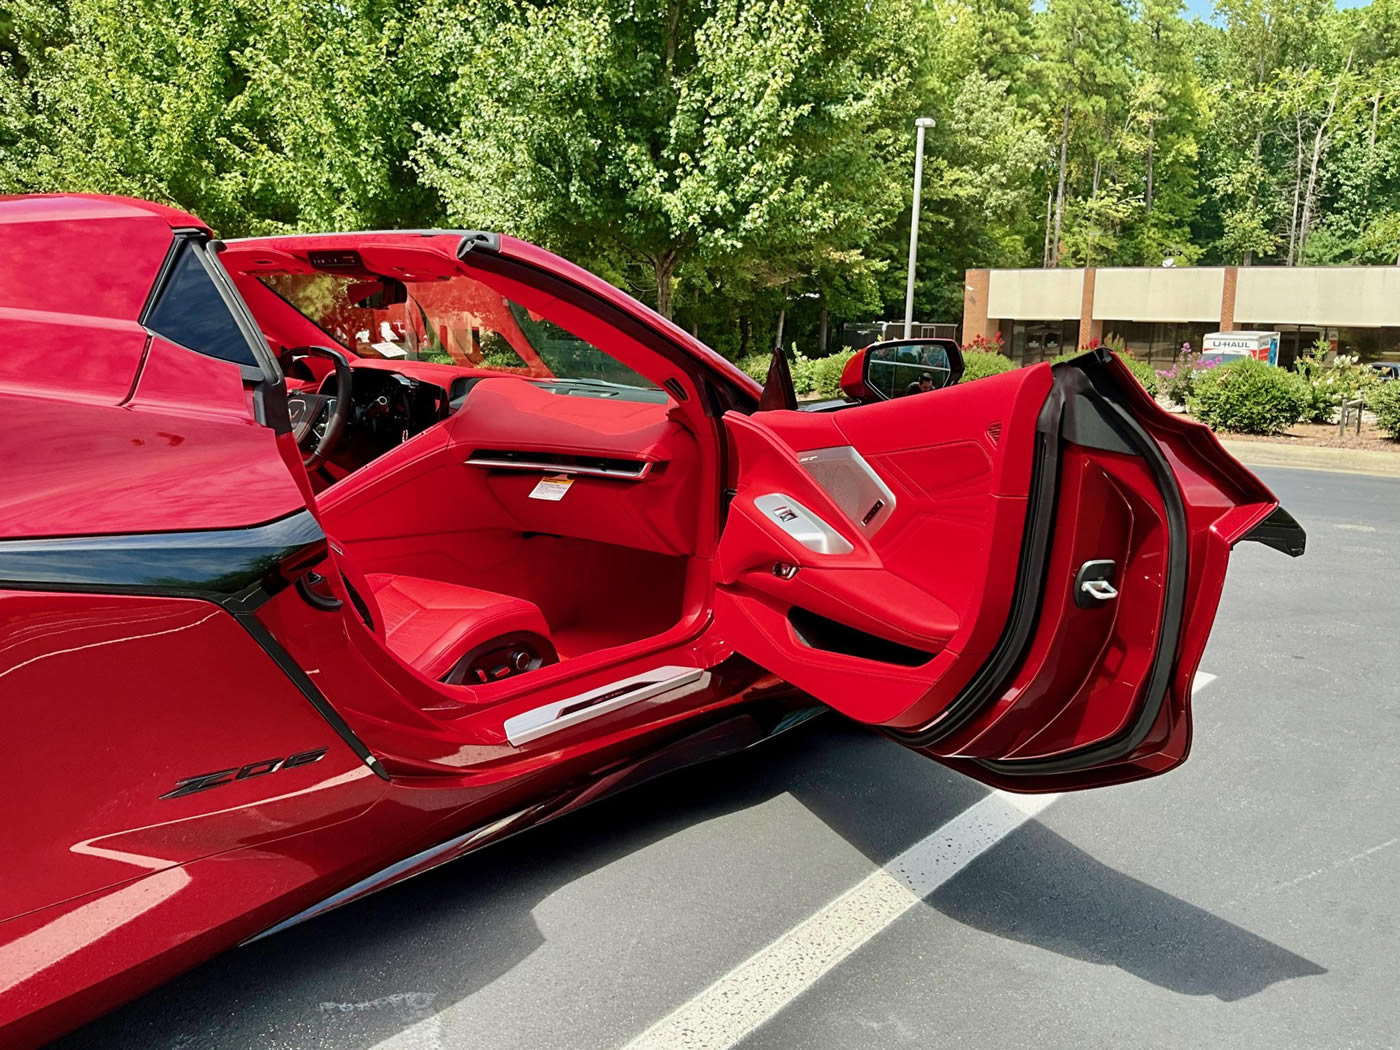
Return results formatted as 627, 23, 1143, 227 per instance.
528, 474, 574, 501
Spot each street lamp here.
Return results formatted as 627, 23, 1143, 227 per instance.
903, 116, 936, 340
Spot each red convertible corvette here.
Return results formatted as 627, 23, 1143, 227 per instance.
0, 195, 1303, 1045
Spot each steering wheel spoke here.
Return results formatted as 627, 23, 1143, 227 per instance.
285, 346, 353, 471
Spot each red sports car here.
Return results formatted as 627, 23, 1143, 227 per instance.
0, 195, 1303, 1046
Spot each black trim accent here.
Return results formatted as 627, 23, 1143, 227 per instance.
137, 227, 197, 322
457, 230, 501, 255
0, 510, 325, 605
1239, 505, 1306, 557
137, 230, 291, 432
297, 572, 344, 611
235, 613, 388, 780
1061, 390, 1138, 455
789, 607, 933, 667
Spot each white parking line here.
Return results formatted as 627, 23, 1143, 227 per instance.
618, 789, 1059, 1050
619, 671, 1219, 1050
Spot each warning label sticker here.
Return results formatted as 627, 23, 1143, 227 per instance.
528, 474, 574, 501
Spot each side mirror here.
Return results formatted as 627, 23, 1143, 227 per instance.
853, 339, 965, 402
348, 277, 409, 309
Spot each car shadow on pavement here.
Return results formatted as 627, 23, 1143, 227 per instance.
53, 720, 1324, 1049
925, 821, 1327, 1001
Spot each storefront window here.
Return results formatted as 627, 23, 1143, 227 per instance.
1097, 321, 1215, 367
1003, 319, 1079, 365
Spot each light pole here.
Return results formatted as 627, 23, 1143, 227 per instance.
903, 116, 935, 340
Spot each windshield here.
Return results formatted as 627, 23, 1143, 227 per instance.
259, 271, 655, 389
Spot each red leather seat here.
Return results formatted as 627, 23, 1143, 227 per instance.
363, 573, 555, 681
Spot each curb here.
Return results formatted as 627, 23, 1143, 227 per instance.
1217, 438, 1400, 479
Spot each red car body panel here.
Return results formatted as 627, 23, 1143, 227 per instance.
0, 195, 1302, 1046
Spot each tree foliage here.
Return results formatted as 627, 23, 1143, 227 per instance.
3, 0, 1400, 358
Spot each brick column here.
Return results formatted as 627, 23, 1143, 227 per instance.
1077, 268, 1102, 349
961, 269, 992, 345
1219, 266, 1238, 333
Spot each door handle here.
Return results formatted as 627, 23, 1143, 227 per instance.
1080, 578, 1119, 602
1074, 559, 1118, 608
295, 571, 344, 611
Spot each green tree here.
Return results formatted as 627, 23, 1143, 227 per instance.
414, 0, 922, 321
0, 0, 444, 233
1035, 0, 1134, 266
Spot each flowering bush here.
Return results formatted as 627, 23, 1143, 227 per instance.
1293, 352, 1379, 424
963, 331, 1006, 355
1156, 353, 1220, 407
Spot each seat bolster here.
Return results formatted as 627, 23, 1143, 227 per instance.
365, 573, 552, 680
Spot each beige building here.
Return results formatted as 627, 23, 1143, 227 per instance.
961, 265, 1400, 369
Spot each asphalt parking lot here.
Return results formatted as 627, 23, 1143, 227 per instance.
57, 465, 1400, 1050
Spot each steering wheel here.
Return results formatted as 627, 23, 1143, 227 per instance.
284, 345, 353, 471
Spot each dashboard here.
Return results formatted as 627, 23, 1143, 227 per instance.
285, 366, 449, 477
287, 361, 677, 481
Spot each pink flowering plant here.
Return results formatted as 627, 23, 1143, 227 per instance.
1157, 353, 1219, 407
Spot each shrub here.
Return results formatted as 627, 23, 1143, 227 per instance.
738, 352, 770, 383
788, 350, 816, 396
963, 331, 1006, 355
1369, 379, 1400, 439
1188, 358, 1308, 434
1156, 353, 1218, 407
1294, 352, 1379, 424
810, 349, 856, 398
735, 347, 852, 398
962, 349, 1015, 382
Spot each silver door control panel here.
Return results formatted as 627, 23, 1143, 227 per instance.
753, 493, 854, 555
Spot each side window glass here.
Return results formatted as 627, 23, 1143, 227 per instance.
146, 242, 259, 368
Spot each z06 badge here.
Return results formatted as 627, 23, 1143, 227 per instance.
159, 748, 329, 799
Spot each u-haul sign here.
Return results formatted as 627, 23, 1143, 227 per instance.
1202, 331, 1279, 365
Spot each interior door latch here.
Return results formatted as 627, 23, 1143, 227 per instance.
1074, 559, 1118, 608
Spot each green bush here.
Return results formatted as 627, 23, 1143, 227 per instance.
1368, 380, 1400, 439
735, 347, 853, 398
788, 351, 816, 395
1294, 353, 1380, 424
738, 352, 770, 383
962, 350, 1015, 382
1188, 358, 1308, 435
810, 349, 856, 398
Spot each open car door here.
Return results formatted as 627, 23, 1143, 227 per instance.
713, 350, 1304, 791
